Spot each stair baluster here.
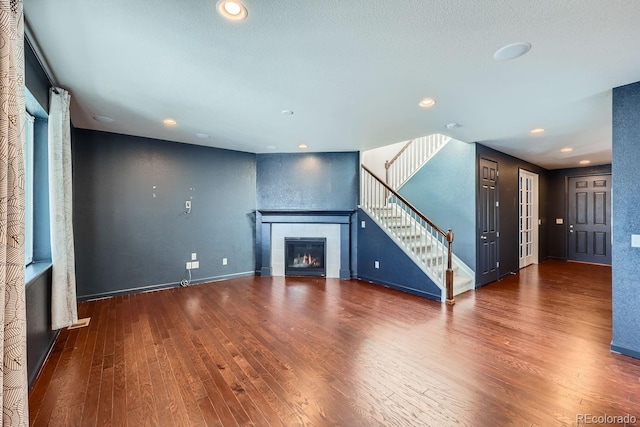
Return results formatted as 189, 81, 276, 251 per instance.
361, 164, 455, 304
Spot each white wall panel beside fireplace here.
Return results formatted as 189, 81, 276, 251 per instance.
271, 223, 341, 278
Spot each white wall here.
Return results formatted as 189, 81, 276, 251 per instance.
361, 140, 407, 180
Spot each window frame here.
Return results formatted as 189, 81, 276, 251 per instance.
24, 110, 35, 265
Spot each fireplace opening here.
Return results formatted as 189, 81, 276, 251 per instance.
285, 237, 326, 277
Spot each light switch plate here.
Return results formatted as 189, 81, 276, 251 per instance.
556, 218, 564, 225
632, 234, 640, 248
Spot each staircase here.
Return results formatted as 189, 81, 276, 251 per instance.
361, 165, 474, 302
371, 203, 474, 295
385, 134, 450, 191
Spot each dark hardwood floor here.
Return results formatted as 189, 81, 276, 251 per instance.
29, 260, 640, 426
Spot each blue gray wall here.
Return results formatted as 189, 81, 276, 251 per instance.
611, 81, 640, 358
25, 38, 49, 114
398, 139, 476, 271
357, 209, 441, 301
546, 164, 612, 260
255, 152, 359, 275
256, 152, 359, 210
476, 144, 549, 280
72, 130, 257, 299
26, 268, 55, 387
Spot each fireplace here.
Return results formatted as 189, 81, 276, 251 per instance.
258, 210, 354, 279
285, 237, 326, 277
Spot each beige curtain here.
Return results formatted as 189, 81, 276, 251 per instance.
48, 87, 77, 330
0, 0, 29, 425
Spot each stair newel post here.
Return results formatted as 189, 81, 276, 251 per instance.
446, 229, 455, 305
384, 160, 389, 184
384, 160, 390, 200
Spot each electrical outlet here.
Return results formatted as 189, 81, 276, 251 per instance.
186, 262, 192, 270
374, 260, 380, 269
191, 253, 197, 260
222, 258, 228, 266
361, 220, 366, 228
191, 261, 199, 269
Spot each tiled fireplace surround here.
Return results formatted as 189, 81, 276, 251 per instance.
258, 210, 354, 279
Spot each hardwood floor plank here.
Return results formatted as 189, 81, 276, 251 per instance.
131, 306, 161, 427
197, 396, 224, 427
124, 328, 142, 414
190, 330, 253, 426
28, 328, 67, 425
200, 378, 240, 427
161, 337, 205, 426
154, 343, 194, 427
79, 300, 112, 426
96, 354, 115, 426
158, 290, 208, 400
30, 261, 640, 426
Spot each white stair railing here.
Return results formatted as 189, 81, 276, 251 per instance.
385, 134, 450, 190
361, 165, 455, 304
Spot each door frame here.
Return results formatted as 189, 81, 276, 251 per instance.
518, 169, 539, 268
565, 173, 612, 264
476, 156, 500, 286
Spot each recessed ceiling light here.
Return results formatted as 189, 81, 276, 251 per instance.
419, 98, 436, 108
298, 144, 308, 149
579, 160, 591, 165
163, 118, 177, 126
493, 42, 532, 61
560, 147, 573, 153
196, 133, 210, 138
217, 0, 247, 20
530, 128, 545, 134
281, 110, 294, 115
93, 115, 114, 123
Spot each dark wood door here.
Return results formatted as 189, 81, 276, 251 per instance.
478, 158, 499, 285
567, 175, 612, 264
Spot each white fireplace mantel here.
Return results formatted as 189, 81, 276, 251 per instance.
258, 210, 354, 279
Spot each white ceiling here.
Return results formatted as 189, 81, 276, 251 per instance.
24, 0, 640, 169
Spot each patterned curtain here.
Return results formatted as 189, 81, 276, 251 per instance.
49, 88, 77, 330
0, 0, 29, 425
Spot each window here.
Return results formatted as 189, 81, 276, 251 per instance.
23, 111, 35, 265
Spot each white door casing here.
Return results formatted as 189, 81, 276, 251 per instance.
519, 169, 539, 268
